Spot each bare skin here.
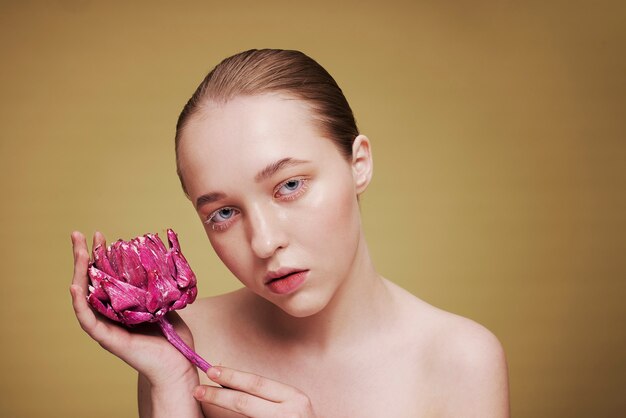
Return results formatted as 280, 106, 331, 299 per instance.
71, 93, 509, 417
181, 281, 509, 418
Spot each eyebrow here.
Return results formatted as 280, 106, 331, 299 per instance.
254, 157, 310, 182
195, 191, 227, 209
195, 157, 311, 209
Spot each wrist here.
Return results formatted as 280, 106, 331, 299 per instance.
148, 371, 203, 418
148, 365, 199, 389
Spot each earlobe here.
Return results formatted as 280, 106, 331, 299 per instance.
351, 135, 373, 195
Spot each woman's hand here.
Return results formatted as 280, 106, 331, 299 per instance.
193, 366, 317, 418
69, 231, 198, 388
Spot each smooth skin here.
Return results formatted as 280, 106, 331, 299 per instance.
71, 93, 509, 417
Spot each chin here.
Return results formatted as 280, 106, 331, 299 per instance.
274, 291, 330, 318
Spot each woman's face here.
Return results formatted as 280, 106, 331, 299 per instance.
177, 93, 370, 317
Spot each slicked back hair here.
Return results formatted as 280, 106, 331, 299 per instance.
175, 49, 359, 196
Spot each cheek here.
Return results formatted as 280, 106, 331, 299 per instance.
304, 175, 360, 249
207, 231, 252, 281
334, 191, 361, 247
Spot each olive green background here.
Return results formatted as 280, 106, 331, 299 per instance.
1, 1, 624, 417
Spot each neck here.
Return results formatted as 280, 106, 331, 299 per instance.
252, 231, 394, 353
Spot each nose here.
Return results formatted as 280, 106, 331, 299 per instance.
247, 203, 288, 259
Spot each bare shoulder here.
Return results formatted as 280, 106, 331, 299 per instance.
426, 307, 505, 375
387, 280, 510, 416
178, 288, 244, 327
177, 288, 251, 367
428, 310, 509, 417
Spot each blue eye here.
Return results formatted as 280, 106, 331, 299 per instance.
275, 178, 309, 200
210, 207, 236, 223
281, 180, 300, 192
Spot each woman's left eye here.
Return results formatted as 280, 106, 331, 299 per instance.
275, 178, 309, 200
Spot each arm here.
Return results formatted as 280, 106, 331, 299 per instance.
463, 332, 510, 417
442, 321, 510, 418
138, 372, 205, 418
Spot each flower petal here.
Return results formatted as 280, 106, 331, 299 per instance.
92, 244, 116, 278
144, 234, 170, 276
147, 233, 169, 255
88, 265, 111, 300
171, 250, 196, 288
136, 239, 160, 276
150, 269, 182, 308
144, 268, 163, 312
87, 293, 121, 322
187, 286, 198, 304
107, 240, 125, 278
118, 241, 148, 287
120, 310, 154, 325
101, 277, 146, 312
171, 291, 189, 310
166, 229, 181, 252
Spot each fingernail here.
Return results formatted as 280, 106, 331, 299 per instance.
193, 386, 206, 398
208, 366, 221, 379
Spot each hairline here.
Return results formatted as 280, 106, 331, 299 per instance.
175, 92, 351, 198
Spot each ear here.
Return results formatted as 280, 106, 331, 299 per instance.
351, 134, 373, 195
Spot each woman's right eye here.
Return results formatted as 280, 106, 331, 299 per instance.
205, 207, 239, 230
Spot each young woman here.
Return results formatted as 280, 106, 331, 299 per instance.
71, 49, 509, 417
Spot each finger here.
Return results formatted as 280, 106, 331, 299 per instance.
206, 366, 297, 402
70, 231, 111, 339
92, 230, 106, 254
70, 232, 136, 357
71, 231, 89, 288
70, 282, 98, 333
71, 276, 132, 349
193, 385, 276, 417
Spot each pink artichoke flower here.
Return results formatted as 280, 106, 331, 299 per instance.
87, 229, 211, 372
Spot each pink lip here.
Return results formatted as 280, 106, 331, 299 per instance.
264, 268, 308, 295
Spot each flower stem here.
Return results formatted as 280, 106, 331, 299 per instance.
157, 317, 211, 373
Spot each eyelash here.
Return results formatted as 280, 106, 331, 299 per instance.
274, 177, 309, 200
204, 177, 310, 231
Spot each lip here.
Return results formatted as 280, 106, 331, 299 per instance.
264, 267, 306, 284
264, 268, 309, 295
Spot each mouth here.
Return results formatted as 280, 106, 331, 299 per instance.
264, 268, 309, 295
264, 267, 306, 284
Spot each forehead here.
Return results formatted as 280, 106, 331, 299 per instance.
177, 94, 341, 196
